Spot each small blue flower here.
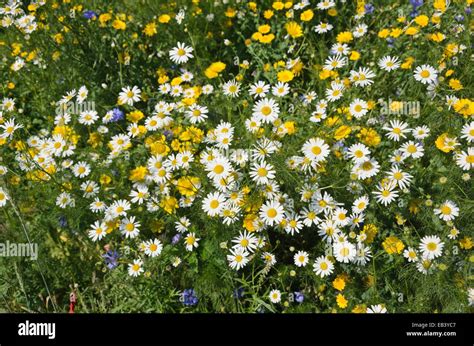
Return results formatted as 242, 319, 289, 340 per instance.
233, 287, 245, 299
111, 108, 124, 122
410, 0, 423, 9
163, 129, 174, 141
83, 10, 97, 20
58, 215, 68, 228
102, 250, 120, 270
182, 289, 198, 306
364, 4, 375, 15
171, 233, 181, 245
294, 291, 304, 303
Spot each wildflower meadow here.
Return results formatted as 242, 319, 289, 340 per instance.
0, 0, 473, 314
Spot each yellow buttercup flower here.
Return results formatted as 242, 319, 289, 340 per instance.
285, 21, 303, 38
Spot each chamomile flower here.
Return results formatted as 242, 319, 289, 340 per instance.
120, 216, 141, 239
412, 126, 430, 140
414, 64, 438, 85
88, 221, 107, 242
403, 247, 419, 263
373, 180, 399, 206
285, 213, 304, 235
294, 251, 309, 267
352, 196, 369, 214
252, 98, 280, 124
249, 81, 270, 98
383, 120, 410, 142
387, 166, 413, 190
347, 143, 370, 163
118, 86, 141, 106
367, 305, 387, 313
269, 289, 281, 303
227, 247, 250, 270
222, 80, 241, 97
232, 231, 258, 253
202, 192, 226, 217
455, 147, 474, 170
419, 235, 444, 260
400, 141, 424, 159
56, 192, 74, 208
302, 138, 330, 163
434, 200, 459, 222
128, 259, 144, 277
313, 255, 334, 277
184, 232, 200, 251
0, 118, 22, 139
350, 67, 375, 87
271, 82, 290, 97
185, 104, 208, 124
333, 241, 356, 263
313, 22, 333, 34
72, 161, 91, 178
324, 54, 347, 70
259, 199, 285, 226
378, 56, 400, 71
352, 158, 380, 180
460, 122, 474, 143
325, 83, 344, 101
169, 42, 194, 64
0, 187, 9, 207
349, 98, 368, 118
144, 239, 163, 257
250, 161, 276, 185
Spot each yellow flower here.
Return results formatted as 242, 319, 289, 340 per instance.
453, 99, 473, 117
158, 14, 171, 23
99, 13, 112, 26
378, 29, 390, 38
336, 294, 348, 309
258, 24, 271, 34
272, 1, 285, 10
143, 22, 157, 36
459, 237, 473, 250
357, 128, 380, 147
285, 21, 303, 38
112, 19, 126, 30
225, 7, 236, 17
336, 31, 353, 43
333, 277, 346, 291
401, 57, 414, 69
430, 32, 445, 42
334, 125, 351, 140
129, 166, 148, 182
382, 236, 405, 255
264, 10, 274, 19
352, 304, 367, 313
405, 26, 419, 35
390, 28, 403, 38
277, 70, 294, 82
259, 33, 275, 44
349, 51, 360, 60
205, 61, 226, 79
449, 79, 463, 91
433, 0, 446, 12
414, 15, 429, 27
126, 110, 144, 123
300, 9, 314, 21
160, 196, 178, 214
53, 33, 64, 44
176, 176, 201, 197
